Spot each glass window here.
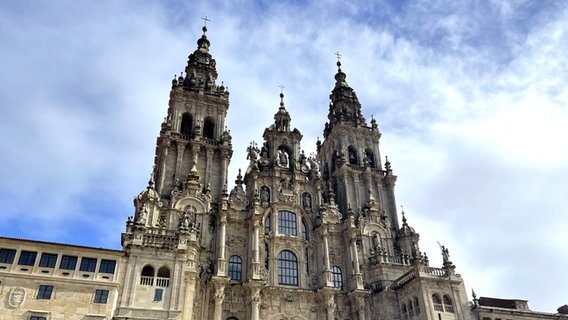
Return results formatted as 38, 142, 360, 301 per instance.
99, 259, 116, 274
278, 250, 298, 286
39, 253, 57, 268
37, 285, 53, 299
80, 257, 97, 272
94, 289, 109, 304
154, 288, 163, 302
264, 215, 270, 235
30, 317, 47, 320
264, 243, 269, 270
228, 256, 242, 281
278, 210, 297, 236
59, 255, 78, 270
18, 251, 37, 266
301, 220, 308, 240
0, 249, 17, 264
331, 266, 343, 289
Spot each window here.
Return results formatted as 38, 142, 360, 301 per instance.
278, 210, 297, 236
348, 146, 358, 165
30, 317, 47, 320
264, 243, 269, 269
304, 248, 309, 273
432, 294, 443, 312
39, 253, 57, 268
228, 256, 242, 282
0, 249, 17, 264
99, 259, 116, 274
141, 265, 155, 286
331, 266, 343, 289
401, 303, 408, 320
37, 285, 54, 299
301, 219, 308, 240
414, 296, 421, 315
18, 251, 37, 266
278, 250, 298, 286
80, 257, 97, 272
156, 266, 170, 287
180, 113, 193, 136
264, 215, 270, 235
94, 289, 109, 304
59, 255, 78, 270
443, 295, 454, 313
154, 288, 163, 302
365, 149, 375, 167
227, 318, 239, 320
203, 117, 215, 139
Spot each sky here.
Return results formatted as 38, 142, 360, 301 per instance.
1, 0, 567, 313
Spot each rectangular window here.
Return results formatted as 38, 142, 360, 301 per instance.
18, 251, 37, 266
94, 289, 109, 304
79, 257, 97, 272
39, 253, 58, 268
59, 255, 78, 270
30, 317, 47, 320
37, 285, 54, 299
99, 259, 116, 274
154, 288, 163, 302
0, 249, 17, 264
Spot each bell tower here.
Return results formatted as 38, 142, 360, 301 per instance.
153, 25, 233, 203
317, 60, 399, 232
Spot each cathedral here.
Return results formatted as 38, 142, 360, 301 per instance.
0, 25, 566, 320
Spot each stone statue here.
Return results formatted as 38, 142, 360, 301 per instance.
260, 186, 270, 203
303, 193, 312, 209
136, 204, 148, 225
278, 150, 288, 167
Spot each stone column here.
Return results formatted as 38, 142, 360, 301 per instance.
351, 238, 360, 274
326, 297, 336, 320
250, 286, 261, 320
182, 272, 198, 320
217, 213, 227, 276
213, 282, 226, 320
252, 220, 261, 279
322, 228, 331, 270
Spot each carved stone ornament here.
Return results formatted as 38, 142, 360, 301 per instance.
8, 287, 26, 307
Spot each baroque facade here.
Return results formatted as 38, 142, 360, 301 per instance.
1, 26, 567, 320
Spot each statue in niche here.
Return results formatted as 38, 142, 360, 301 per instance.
372, 233, 381, 252
157, 214, 167, 228
278, 149, 289, 167
136, 204, 148, 225
412, 241, 420, 258
260, 186, 270, 203
259, 146, 270, 167
302, 193, 312, 209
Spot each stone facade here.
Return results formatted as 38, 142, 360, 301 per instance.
1, 26, 566, 320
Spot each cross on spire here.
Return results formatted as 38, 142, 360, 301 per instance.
201, 16, 211, 27
334, 51, 342, 62
278, 85, 285, 94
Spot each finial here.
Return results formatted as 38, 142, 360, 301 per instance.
334, 51, 342, 69
201, 16, 211, 33
472, 289, 477, 300
401, 205, 407, 224
237, 168, 242, 180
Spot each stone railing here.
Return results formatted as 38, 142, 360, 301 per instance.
140, 275, 154, 286
156, 276, 170, 288
142, 228, 179, 249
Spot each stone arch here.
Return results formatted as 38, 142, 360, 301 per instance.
180, 112, 193, 136
203, 116, 215, 139
348, 145, 358, 165
364, 148, 375, 167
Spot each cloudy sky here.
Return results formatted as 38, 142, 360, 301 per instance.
1, 0, 567, 313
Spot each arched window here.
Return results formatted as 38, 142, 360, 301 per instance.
331, 266, 343, 289
278, 210, 297, 236
348, 146, 358, 165
365, 149, 375, 167
401, 303, 408, 320
432, 294, 443, 312
278, 250, 298, 286
157, 266, 170, 287
443, 295, 454, 313
264, 215, 271, 235
203, 117, 215, 139
228, 256, 242, 282
304, 248, 309, 273
408, 299, 414, 317
414, 296, 421, 315
180, 113, 193, 136
140, 265, 155, 286
227, 317, 238, 320
301, 219, 308, 240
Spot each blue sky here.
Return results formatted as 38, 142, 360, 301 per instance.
1, 0, 567, 313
